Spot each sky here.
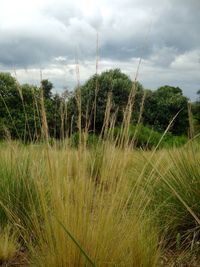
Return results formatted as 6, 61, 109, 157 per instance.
0, 0, 199, 99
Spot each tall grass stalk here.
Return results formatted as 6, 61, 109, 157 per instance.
40, 70, 49, 143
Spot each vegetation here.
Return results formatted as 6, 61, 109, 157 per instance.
0, 226, 18, 264
0, 141, 200, 266
143, 86, 189, 135
1, 69, 198, 144
192, 89, 200, 134
0, 68, 200, 266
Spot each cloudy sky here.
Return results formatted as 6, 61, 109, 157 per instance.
0, 0, 199, 99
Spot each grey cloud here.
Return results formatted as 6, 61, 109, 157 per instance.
0, 17, 97, 67
99, 0, 200, 64
0, 0, 199, 99
1, 0, 199, 68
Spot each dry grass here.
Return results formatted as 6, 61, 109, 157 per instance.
0, 139, 200, 266
0, 142, 160, 266
0, 226, 18, 264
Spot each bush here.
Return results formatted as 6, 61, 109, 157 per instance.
70, 133, 101, 148
114, 125, 188, 149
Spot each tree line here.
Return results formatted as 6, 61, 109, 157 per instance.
0, 69, 199, 142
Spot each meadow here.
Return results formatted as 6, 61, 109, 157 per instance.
0, 137, 200, 266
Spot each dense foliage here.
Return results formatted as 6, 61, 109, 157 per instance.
192, 89, 200, 133
0, 69, 198, 144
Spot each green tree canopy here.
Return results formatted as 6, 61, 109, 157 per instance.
143, 85, 189, 135
0, 70, 191, 141
0, 73, 40, 140
192, 90, 200, 131
41, 79, 53, 99
68, 69, 143, 132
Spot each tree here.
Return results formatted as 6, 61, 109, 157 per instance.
46, 93, 62, 138
0, 70, 190, 141
41, 79, 53, 99
0, 72, 40, 140
143, 86, 189, 135
192, 90, 200, 132
0, 73, 25, 139
68, 69, 143, 133
40, 79, 62, 138
197, 89, 200, 99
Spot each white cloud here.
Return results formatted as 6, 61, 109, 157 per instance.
171, 49, 200, 70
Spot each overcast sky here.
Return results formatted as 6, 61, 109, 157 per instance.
0, 0, 199, 99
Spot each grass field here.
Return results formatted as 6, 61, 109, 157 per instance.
0, 139, 200, 266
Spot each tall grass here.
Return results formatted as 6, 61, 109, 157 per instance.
0, 142, 161, 266
0, 138, 200, 265
0, 63, 199, 266
149, 144, 200, 247
0, 226, 18, 264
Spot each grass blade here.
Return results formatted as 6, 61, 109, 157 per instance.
55, 218, 97, 267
